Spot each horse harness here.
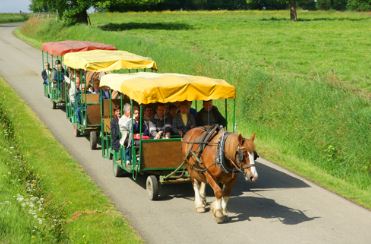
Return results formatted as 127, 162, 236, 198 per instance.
183, 125, 255, 174
216, 131, 255, 174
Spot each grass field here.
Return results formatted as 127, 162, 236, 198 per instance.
0, 77, 142, 242
0, 13, 28, 23
17, 10, 371, 208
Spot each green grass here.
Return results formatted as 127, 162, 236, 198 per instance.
16, 10, 371, 208
0, 13, 28, 23
0, 77, 142, 243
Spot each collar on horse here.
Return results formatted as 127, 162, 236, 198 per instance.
216, 131, 255, 174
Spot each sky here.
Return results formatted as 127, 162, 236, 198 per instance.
0, 0, 31, 13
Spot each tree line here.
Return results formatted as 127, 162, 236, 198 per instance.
94, 0, 370, 11
30, 0, 370, 25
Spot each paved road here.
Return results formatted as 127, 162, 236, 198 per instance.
1, 23, 370, 244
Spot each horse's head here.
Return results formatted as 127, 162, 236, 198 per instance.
236, 133, 258, 182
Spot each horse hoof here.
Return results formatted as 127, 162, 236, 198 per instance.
196, 207, 206, 213
223, 215, 230, 223
215, 216, 225, 224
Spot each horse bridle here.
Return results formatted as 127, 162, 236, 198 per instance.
228, 146, 256, 173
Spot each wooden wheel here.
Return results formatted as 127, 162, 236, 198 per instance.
146, 175, 159, 200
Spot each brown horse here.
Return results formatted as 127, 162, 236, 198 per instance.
182, 126, 258, 223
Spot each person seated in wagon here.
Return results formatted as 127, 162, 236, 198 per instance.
110, 106, 121, 155
142, 105, 157, 138
119, 103, 132, 164
51, 59, 65, 89
172, 101, 196, 137
66, 69, 80, 104
41, 62, 52, 85
74, 82, 90, 124
152, 103, 172, 139
196, 100, 226, 127
131, 105, 153, 140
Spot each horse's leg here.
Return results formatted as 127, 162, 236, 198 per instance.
193, 179, 206, 213
222, 176, 238, 216
199, 181, 207, 207
204, 172, 225, 224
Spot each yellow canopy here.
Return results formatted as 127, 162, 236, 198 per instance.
100, 72, 235, 104
63, 50, 158, 72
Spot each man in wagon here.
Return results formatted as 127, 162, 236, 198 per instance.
153, 103, 172, 139
111, 106, 121, 155
142, 106, 157, 138
196, 100, 226, 127
172, 101, 196, 137
41, 62, 52, 85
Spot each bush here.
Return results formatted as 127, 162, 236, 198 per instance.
298, 0, 317, 10
317, 0, 348, 10
347, 0, 371, 10
245, 0, 288, 9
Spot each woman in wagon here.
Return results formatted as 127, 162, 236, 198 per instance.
119, 103, 133, 164
153, 103, 172, 139
172, 101, 196, 137
196, 100, 226, 127
41, 62, 52, 85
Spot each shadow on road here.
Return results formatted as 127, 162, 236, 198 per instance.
99, 22, 193, 31
231, 162, 310, 196
134, 160, 310, 201
228, 195, 320, 225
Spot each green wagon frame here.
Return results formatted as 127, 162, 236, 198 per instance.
41, 40, 116, 110
100, 72, 236, 200
62, 49, 158, 149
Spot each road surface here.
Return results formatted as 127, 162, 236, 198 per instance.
0, 23, 370, 244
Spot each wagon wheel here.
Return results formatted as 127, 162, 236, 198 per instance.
113, 160, 125, 177
90, 131, 97, 150
146, 175, 159, 200
52, 101, 57, 109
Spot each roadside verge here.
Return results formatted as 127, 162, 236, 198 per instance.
0, 76, 142, 242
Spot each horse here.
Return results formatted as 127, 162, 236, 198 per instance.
181, 126, 258, 223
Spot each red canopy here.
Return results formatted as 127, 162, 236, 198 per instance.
41, 40, 116, 56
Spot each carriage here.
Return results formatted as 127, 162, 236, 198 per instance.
62, 50, 157, 149
99, 72, 237, 200
41, 40, 116, 109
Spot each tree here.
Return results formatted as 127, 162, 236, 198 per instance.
30, 0, 95, 25
289, 0, 297, 21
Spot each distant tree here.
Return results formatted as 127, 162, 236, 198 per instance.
289, 0, 297, 21
30, 0, 98, 25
